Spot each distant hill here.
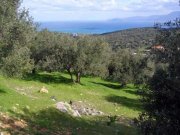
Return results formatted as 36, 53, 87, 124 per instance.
110, 11, 180, 23
100, 27, 157, 50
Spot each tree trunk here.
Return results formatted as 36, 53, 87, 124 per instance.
76, 72, 81, 83
120, 81, 126, 88
32, 68, 36, 74
66, 67, 74, 82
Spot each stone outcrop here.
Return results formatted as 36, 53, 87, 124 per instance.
56, 101, 104, 117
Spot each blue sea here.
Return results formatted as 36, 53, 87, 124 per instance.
39, 21, 154, 34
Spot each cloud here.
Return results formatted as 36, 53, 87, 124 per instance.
125, 0, 179, 12
22, 0, 119, 11
21, 0, 180, 21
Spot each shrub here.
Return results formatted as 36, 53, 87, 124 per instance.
2, 47, 34, 78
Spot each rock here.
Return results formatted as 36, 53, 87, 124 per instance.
78, 108, 87, 115
56, 101, 104, 117
90, 113, 96, 116
72, 110, 81, 117
98, 111, 104, 115
39, 86, 48, 94
56, 102, 68, 113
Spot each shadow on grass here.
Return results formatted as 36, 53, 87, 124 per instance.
4, 108, 139, 135
91, 82, 122, 90
0, 88, 6, 94
24, 73, 73, 84
123, 89, 140, 95
123, 89, 148, 97
105, 95, 142, 111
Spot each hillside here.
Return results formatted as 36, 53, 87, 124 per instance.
100, 27, 157, 50
0, 72, 141, 135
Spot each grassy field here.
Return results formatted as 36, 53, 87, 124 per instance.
0, 72, 142, 135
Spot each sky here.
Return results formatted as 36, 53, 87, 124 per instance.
21, 0, 180, 21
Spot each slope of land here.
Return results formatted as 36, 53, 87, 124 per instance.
101, 27, 157, 50
0, 72, 141, 135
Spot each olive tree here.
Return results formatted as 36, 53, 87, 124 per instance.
63, 36, 111, 83
2, 47, 34, 78
0, 0, 36, 77
109, 48, 154, 87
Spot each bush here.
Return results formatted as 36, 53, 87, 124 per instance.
1, 47, 34, 78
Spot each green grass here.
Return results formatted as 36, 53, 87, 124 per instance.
0, 72, 142, 135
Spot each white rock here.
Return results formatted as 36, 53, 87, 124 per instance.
72, 110, 81, 117
56, 101, 104, 117
56, 102, 68, 113
39, 86, 48, 94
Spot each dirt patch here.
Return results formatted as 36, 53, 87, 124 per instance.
0, 113, 27, 134
15, 86, 38, 99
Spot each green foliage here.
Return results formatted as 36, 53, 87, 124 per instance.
111, 49, 133, 86
31, 30, 66, 72
132, 53, 155, 86
109, 49, 154, 86
107, 115, 118, 126
70, 36, 111, 82
32, 32, 111, 83
1, 47, 34, 78
137, 22, 180, 134
101, 28, 157, 50
0, 0, 36, 78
